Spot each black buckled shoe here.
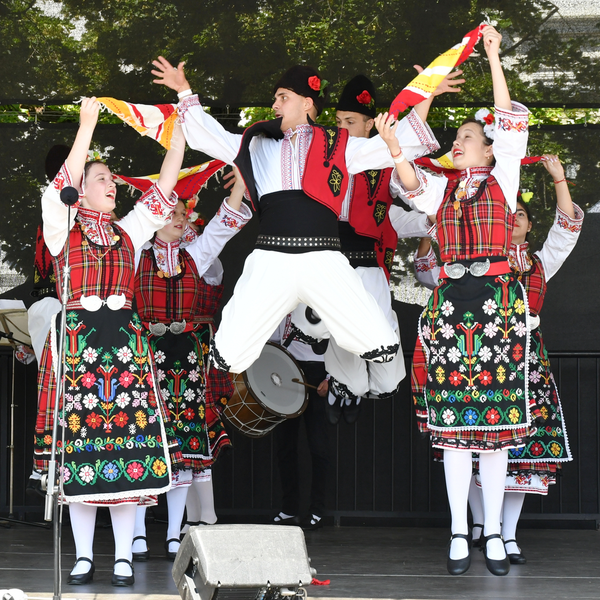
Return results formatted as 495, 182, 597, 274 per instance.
67, 557, 95, 585
447, 533, 471, 575
504, 538, 527, 564
483, 533, 510, 576
165, 538, 181, 561
132, 535, 150, 561
111, 558, 135, 586
325, 399, 343, 425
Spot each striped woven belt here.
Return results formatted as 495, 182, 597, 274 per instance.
256, 234, 341, 249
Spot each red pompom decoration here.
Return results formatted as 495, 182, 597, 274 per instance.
308, 76, 321, 91
356, 90, 372, 105
483, 113, 494, 125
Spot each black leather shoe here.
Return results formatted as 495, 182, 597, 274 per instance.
26, 477, 45, 498
300, 514, 323, 531
272, 513, 300, 526
132, 535, 150, 561
111, 558, 135, 586
67, 557, 95, 585
447, 533, 471, 575
471, 523, 483, 548
343, 399, 362, 424
483, 533, 510, 576
504, 538, 527, 564
164, 538, 181, 561
325, 400, 343, 425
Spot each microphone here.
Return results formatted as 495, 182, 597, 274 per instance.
60, 186, 79, 206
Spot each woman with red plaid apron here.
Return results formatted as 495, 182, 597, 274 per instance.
413, 156, 583, 565
378, 26, 537, 576
33, 98, 185, 586
131, 176, 251, 560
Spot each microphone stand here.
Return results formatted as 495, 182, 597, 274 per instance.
44, 187, 78, 600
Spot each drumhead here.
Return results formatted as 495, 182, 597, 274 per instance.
244, 342, 308, 418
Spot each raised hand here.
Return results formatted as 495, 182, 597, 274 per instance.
374, 112, 400, 154
541, 154, 565, 181
79, 96, 100, 130
413, 65, 465, 97
151, 56, 190, 93
481, 25, 502, 57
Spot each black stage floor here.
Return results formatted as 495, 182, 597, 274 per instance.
1, 520, 600, 600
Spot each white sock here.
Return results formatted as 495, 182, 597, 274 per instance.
132, 506, 148, 553
479, 450, 509, 561
194, 473, 217, 525
502, 492, 526, 554
443, 449, 472, 560
182, 489, 202, 534
68, 503, 97, 575
468, 475, 484, 540
166, 486, 188, 551
110, 504, 136, 576
327, 390, 337, 406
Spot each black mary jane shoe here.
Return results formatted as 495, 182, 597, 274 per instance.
132, 535, 150, 562
165, 538, 181, 561
447, 533, 471, 575
67, 557, 95, 585
504, 538, 527, 564
111, 558, 135, 587
482, 533, 510, 576
471, 523, 484, 549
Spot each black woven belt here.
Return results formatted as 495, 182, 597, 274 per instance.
343, 250, 377, 260
256, 234, 341, 249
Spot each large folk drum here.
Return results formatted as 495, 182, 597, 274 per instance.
223, 343, 308, 437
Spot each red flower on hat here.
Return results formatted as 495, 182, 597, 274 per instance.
308, 76, 321, 91
482, 113, 494, 125
357, 90, 372, 105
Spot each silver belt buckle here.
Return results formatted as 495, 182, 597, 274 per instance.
444, 259, 490, 279
169, 320, 186, 335
443, 262, 466, 279
469, 259, 491, 277
148, 322, 167, 336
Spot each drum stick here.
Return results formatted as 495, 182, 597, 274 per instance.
291, 378, 318, 390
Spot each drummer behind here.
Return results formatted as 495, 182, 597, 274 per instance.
269, 315, 330, 530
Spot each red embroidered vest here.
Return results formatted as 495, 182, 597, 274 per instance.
234, 120, 349, 215
436, 176, 514, 263
134, 249, 223, 323
302, 125, 350, 214
348, 168, 397, 280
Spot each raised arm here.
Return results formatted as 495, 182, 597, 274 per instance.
156, 121, 186, 198
375, 112, 420, 191
151, 56, 242, 164
482, 25, 511, 111
66, 97, 100, 192
541, 154, 575, 219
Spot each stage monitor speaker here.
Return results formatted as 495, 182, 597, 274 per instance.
172, 524, 315, 600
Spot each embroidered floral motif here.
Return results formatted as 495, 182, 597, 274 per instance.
140, 184, 178, 219
177, 94, 201, 123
